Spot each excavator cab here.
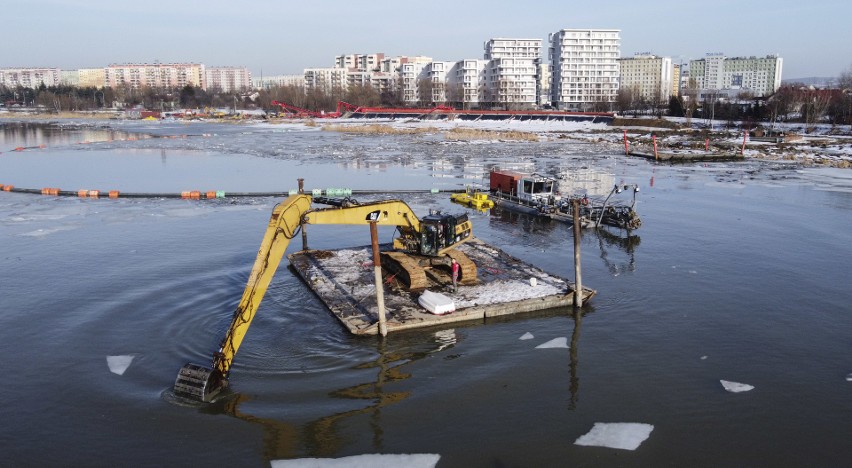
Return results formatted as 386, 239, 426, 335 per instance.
418, 212, 469, 256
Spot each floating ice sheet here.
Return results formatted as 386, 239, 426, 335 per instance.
107, 355, 135, 375
519, 332, 534, 340
720, 379, 754, 393
535, 337, 568, 349
575, 422, 654, 450
270, 454, 440, 468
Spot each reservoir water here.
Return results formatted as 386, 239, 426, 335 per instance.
1, 120, 851, 467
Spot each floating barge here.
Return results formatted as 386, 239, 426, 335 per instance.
628, 150, 744, 162
288, 238, 595, 335
488, 170, 642, 230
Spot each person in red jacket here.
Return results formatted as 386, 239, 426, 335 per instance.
451, 258, 460, 292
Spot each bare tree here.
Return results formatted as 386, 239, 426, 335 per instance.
803, 90, 832, 133
839, 65, 852, 90
682, 78, 700, 127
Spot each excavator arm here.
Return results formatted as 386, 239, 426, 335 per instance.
173, 195, 473, 402
174, 194, 311, 402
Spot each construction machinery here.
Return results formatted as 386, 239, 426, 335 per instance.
173, 192, 476, 402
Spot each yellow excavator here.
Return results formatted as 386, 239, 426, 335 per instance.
174, 191, 476, 402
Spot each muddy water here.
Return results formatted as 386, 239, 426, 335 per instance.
1, 120, 851, 467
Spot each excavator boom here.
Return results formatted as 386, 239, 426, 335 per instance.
174, 194, 474, 402
174, 194, 311, 402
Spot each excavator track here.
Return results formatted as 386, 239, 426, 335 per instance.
381, 251, 429, 291
445, 250, 477, 285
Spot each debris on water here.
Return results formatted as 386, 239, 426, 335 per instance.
701, 355, 708, 360
107, 355, 135, 375
846, 373, 852, 382
270, 453, 440, 468
519, 332, 534, 340
535, 337, 568, 349
574, 422, 654, 450
720, 379, 754, 393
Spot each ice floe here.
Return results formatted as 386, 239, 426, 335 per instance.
845, 373, 852, 382
519, 332, 534, 340
270, 453, 440, 468
720, 379, 754, 393
107, 355, 135, 375
535, 337, 568, 349
575, 422, 654, 450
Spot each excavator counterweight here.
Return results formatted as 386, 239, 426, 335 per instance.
174, 192, 476, 402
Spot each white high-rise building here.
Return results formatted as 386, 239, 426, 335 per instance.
484, 38, 542, 108
549, 29, 621, 111
304, 68, 347, 93
205, 66, 252, 92
618, 53, 673, 103
447, 59, 488, 107
689, 54, 782, 97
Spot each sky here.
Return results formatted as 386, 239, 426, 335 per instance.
3, 0, 851, 80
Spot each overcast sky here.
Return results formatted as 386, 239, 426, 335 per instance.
4, 0, 850, 80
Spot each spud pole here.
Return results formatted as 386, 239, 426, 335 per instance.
572, 198, 583, 308
298, 178, 308, 251
369, 221, 388, 336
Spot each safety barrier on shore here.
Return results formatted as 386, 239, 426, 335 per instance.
0, 184, 462, 199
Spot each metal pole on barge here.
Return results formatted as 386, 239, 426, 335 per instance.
298, 178, 309, 251
572, 198, 583, 308
369, 219, 388, 336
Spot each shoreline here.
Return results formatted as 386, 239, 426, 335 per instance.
2, 111, 850, 168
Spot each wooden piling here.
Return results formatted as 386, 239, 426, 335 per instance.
298, 178, 308, 251
369, 221, 388, 336
572, 198, 583, 308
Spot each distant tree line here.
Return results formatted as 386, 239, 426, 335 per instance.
3, 65, 851, 127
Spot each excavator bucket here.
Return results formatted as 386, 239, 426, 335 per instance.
174, 363, 226, 402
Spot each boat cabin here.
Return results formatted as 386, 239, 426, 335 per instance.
489, 170, 556, 203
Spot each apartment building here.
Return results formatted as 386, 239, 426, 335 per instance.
618, 53, 673, 103
205, 66, 252, 92
104, 63, 205, 90
253, 74, 304, 89
483, 38, 542, 108
549, 29, 621, 111
672, 64, 681, 97
0, 67, 61, 89
447, 59, 487, 107
78, 68, 106, 88
689, 54, 782, 97
335, 53, 385, 72
303, 68, 347, 93
400, 61, 429, 103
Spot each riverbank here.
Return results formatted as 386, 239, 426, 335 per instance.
3, 110, 851, 168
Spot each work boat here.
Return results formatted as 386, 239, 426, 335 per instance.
488, 169, 641, 230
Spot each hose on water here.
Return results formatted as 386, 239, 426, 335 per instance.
0, 185, 464, 199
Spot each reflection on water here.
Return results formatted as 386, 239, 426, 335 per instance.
203, 329, 459, 461
205, 312, 587, 464
0, 121, 147, 149
593, 227, 640, 276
